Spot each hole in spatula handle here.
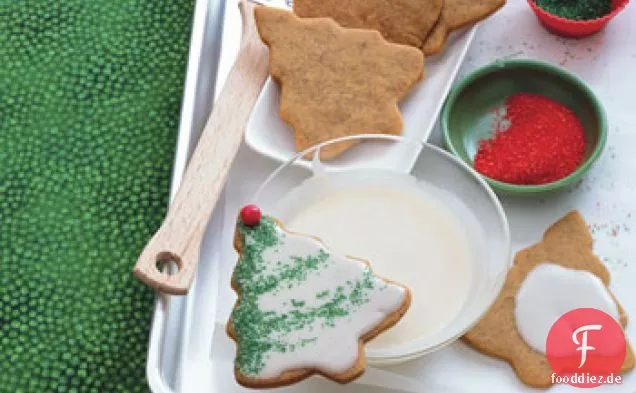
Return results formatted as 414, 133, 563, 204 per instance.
133, 247, 193, 295
155, 251, 182, 277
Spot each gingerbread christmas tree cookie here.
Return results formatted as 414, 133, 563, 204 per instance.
254, 7, 424, 159
227, 205, 411, 388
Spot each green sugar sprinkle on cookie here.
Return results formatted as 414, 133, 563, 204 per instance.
230, 216, 382, 377
291, 299, 306, 307
316, 290, 330, 299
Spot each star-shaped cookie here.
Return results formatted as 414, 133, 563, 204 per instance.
254, 7, 424, 159
464, 211, 634, 388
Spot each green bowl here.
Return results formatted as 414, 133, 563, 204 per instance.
441, 59, 607, 195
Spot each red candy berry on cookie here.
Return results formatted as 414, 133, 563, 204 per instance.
240, 204, 261, 226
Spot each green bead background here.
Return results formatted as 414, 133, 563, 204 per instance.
0, 0, 194, 391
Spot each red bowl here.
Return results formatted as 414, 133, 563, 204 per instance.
528, 0, 629, 37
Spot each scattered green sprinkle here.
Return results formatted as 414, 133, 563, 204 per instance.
291, 299, 306, 308
300, 338, 317, 347
316, 290, 330, 299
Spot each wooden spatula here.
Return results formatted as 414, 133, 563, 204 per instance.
133, 0, 273, 295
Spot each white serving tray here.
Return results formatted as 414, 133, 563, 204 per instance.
146, 1, 636, 392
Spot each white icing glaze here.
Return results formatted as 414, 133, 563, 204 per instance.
514, 262, 620, 354
279, 170, 475, 350
233, 218, 407, 379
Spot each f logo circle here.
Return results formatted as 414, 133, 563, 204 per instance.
572, 324, 602, 368
547, 308, 626, 388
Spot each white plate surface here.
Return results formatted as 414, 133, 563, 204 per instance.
245, 26, 478, 169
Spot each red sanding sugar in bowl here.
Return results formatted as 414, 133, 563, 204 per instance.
474, 93, 586, 185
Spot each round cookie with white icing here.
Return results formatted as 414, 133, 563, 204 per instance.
227, 205, 411, 388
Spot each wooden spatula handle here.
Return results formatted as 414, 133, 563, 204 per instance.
133, 0, 269, 295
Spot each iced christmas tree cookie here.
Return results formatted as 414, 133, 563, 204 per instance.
227, 205, 411, 388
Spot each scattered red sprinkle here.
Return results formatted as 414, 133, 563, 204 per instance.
474, 93, 586, 185
611, 225, 620, 237
240, 204, 262, 226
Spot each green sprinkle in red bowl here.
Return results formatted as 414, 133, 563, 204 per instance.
441, 59, 608, 196
528, 0, 629, 37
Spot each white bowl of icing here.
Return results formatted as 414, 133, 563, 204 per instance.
252, 135, 511, 364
